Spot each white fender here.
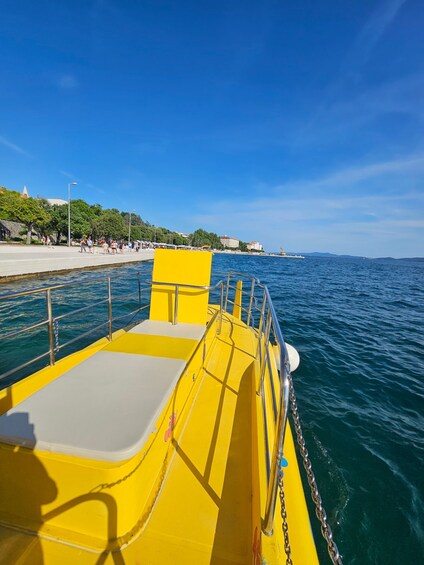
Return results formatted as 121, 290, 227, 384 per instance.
273, 343, 300, 372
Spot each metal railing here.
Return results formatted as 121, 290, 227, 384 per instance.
0, 268, 291, 537
150, 279, 225, 329
0, 270, 151, 381
151, 271, 294, 537
218, 271, 292, 536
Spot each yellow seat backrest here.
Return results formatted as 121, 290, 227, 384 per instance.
149, 249, 213, 325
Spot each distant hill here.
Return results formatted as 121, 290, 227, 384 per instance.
293, 251, 367, 259
376, 256, 424, 262
270, 251, 339, 257
292, 252, 424, 261
297, 251, 338, 257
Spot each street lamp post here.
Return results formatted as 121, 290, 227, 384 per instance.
67, 182, 77, 247
128, 210, 135, 245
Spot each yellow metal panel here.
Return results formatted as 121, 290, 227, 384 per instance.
104, 333, 198, 360
150, 249, 212, 325
233, 280, 243, 319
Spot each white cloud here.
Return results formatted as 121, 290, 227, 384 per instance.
59, 170, 80, 181
189, 155, 424, 257
0, 135, 33, 158
299, 154, 424, 189
298, 1, 411, 146
348, 0, 407, 68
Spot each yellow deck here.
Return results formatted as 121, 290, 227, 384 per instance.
0, 250, 319, 564
0, 313, 318, 564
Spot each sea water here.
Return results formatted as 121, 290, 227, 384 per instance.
0, 254, 423, 564
216, 254, 424, 565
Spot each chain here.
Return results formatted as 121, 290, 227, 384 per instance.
278, 469, 293, 565
288, 373, 343, 565
53, 320, 60, 352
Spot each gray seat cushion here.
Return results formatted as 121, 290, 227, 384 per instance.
0, 351, 185, 462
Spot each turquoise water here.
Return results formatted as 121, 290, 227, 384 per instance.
1, 255, 423, 563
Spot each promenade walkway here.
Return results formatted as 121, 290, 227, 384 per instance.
0, 244, 154, 281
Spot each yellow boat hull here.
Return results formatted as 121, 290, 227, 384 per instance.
0, 249, 319, 564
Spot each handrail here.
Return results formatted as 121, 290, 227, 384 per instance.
0, 271, 153, 381
150, 279, 224, 292
220, 271, 291, 536
0, 264, 152, 301
2, 319, 49, 342
54, 297, 110, 322
262, 286, 290, 536
150, 279, 226, 326
0, 274, 226, 381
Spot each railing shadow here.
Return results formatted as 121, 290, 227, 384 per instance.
43, 494, 125, 565
0, 402, 126, 563
165, 314, 256, 561
0, 411, 57, 564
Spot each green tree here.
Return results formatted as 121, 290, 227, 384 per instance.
43, 200, 103, 244
47, 204, 68, 243
69, 199, 95, 240
0, 188, 20, 220
0, 189, 49, 244
154, 227, 166, 243
86, 204, 103, 240
122, 211, 145, 228
189, 229, 223, 249
93, 209, 125, 240
33, 198, 53, 238
129, 225, 142, 241
171, 233, 185, 246
139, 225, 155, 241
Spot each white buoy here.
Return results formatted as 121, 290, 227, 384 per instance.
273, 343, 300, 372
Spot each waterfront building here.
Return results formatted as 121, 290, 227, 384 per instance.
220, 235, 239, 249
247, 241, 263, 251
46, 198, 68, 206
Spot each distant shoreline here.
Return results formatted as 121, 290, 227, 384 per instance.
213, 250, 305, 258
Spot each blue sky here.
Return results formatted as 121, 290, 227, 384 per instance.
1, 0, 423, 257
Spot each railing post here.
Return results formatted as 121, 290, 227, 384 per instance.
138, 272, 142, 309
262, 356, 290, 536
224, 273, 230, 312
257, 307, 271, 395
247, 278, 255, 327
46, 289, 55, 366
218, 282, 224, 335
256, 288, 267, 361
173, 285, 179, 325
107, 277, 113, 340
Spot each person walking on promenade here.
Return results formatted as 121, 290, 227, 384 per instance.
87, 236, 93, 254
80, 238, 87, 253
46, 236, 53, 249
